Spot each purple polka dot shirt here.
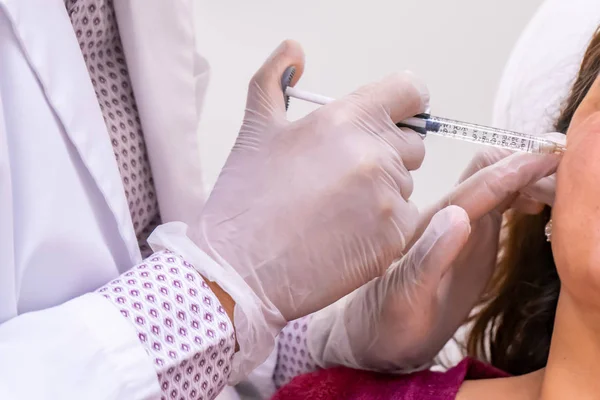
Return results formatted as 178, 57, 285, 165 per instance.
98, 251, 235, 399
65, 0, 159, 257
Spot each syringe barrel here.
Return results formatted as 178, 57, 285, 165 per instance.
284, 85, 565, 155
422, 116, 564, 155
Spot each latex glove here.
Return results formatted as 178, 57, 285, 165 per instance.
505, 132, 565, 210
307, 143, 560, 372
173, 40, 428, 381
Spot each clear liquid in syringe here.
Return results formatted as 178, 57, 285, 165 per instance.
427, 116, 562, 155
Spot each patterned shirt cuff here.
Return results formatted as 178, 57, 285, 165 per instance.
98, 250, 236, 400
273, 315, 318, 388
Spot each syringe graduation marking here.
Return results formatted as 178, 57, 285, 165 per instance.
426, 117, 547, 154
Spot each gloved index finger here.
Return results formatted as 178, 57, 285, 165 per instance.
445, 152, 560, 222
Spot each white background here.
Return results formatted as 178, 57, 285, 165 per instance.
194, 0, 544, 208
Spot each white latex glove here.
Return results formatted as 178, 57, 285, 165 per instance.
307, 138, 561, 372
495, 133, 564, 212
516, 135, 564, 208
158, 40, 429, 382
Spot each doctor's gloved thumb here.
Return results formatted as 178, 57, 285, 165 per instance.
399, 206, 471, 294
245, 40, 305, 120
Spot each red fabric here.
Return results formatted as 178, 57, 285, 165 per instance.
272, 357, 509, 400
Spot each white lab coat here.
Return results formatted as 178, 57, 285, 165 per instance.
0, 0, 229, 398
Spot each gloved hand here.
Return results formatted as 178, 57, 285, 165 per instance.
160, 40, 429, 381
307, 140, 561, 372
485, 132, 567, 214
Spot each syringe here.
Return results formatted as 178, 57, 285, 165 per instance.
285, 86, 565, 155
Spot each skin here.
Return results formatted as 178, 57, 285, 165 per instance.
458, 73, 600, 399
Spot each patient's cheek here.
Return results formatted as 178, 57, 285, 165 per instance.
552, 115, 600, 297
559, 114, 600, 211
552, 168, 587, 274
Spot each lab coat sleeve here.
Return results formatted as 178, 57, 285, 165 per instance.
0, 250, 236, 400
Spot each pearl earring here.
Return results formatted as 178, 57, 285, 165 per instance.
545, 219, 553, 242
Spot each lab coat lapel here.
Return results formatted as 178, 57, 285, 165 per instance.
114, 0, 208, 227
0, 0, 141, 264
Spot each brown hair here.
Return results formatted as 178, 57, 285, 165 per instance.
466, 27, 600, 375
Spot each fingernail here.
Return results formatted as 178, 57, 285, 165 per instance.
446, 205, 471, 235
460, 217, 471, 235
404, 70, 430, 111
